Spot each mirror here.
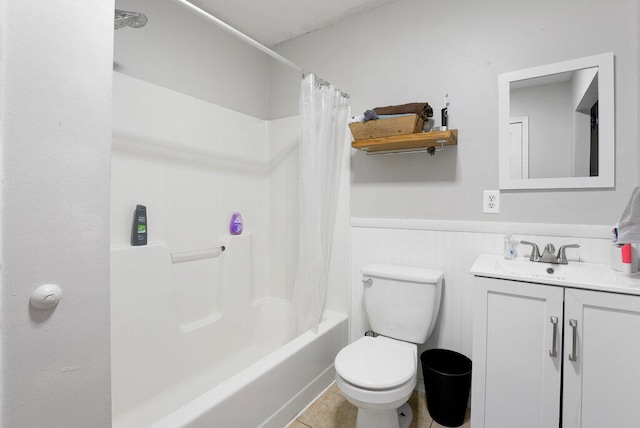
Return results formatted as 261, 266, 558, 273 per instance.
499, 53, 614, 190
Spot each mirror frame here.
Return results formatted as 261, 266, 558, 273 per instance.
499, 52, 614, 190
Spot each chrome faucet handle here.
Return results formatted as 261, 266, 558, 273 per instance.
520, 241, 541, 261
557, 244, 580, 264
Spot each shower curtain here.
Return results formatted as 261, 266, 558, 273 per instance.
291, 73, 350, 336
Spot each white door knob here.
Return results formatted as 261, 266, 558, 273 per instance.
30, 284, 62, 310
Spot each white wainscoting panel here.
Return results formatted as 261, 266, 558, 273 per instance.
350, 218, 612, 389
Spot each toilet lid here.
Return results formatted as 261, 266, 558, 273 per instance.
335, 336, 416, 390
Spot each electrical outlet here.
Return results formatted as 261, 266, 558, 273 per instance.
483, 190, 500, 214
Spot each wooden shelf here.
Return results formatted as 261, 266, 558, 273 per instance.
351, 129, 458, 154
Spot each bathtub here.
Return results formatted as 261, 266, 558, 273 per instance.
111, 241, 347, 427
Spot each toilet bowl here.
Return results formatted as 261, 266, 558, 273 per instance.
335, 336, 417, 428
335, 264, 443, 428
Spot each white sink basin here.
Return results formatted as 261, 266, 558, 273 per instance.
471, 254, 640, 295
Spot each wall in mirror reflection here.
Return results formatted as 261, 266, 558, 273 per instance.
509, 67, 598, 180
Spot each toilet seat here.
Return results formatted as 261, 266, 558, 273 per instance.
335, 336, 416, 390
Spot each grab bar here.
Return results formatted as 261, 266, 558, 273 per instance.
171, 246, 225, 264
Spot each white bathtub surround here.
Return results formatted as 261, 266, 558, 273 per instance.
172, 233, 252, 331
112, 240, 348, 427
350, 217, 613, 392
111, 241, 249, 424
155, 311, 347, 428
111, 72, 349, 426
112, 71, 288, 318
291, 74, 351, 336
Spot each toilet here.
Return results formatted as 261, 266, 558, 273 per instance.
334, 264, 443, 428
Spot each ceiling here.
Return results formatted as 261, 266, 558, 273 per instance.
186, 0, 399, 47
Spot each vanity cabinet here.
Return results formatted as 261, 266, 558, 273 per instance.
471, 276, 640, 428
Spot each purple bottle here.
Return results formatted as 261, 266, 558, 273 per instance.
230, 212, 243, 235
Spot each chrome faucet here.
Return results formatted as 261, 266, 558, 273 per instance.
539, 243, 558, 263
520, 241, 580, 264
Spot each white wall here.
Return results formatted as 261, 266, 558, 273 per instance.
511, 81, 573, 178
0, 1, 113, 426
114, 0, 272, 119
272, 0, 639, 225
267, 60, 304, 120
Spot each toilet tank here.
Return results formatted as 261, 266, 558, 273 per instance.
362, 264, 443, 344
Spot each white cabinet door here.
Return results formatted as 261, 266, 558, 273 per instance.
472, 277, 564, 428
563, 289, 640, 428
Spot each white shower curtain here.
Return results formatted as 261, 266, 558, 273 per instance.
291, 73, 350, 336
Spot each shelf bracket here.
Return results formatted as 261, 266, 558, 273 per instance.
433, 140, 446, 153
365, 140, 446, 156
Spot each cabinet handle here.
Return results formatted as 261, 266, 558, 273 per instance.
549, 316, 558, 357
569, 319, 578, 361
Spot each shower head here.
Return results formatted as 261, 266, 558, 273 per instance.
115, 9, 148, 30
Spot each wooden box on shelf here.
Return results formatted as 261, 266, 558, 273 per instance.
348, 114, 424, 140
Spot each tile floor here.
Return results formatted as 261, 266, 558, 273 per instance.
287, 382, 470, 428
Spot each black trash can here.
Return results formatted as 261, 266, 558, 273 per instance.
420, 349, 472, 427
